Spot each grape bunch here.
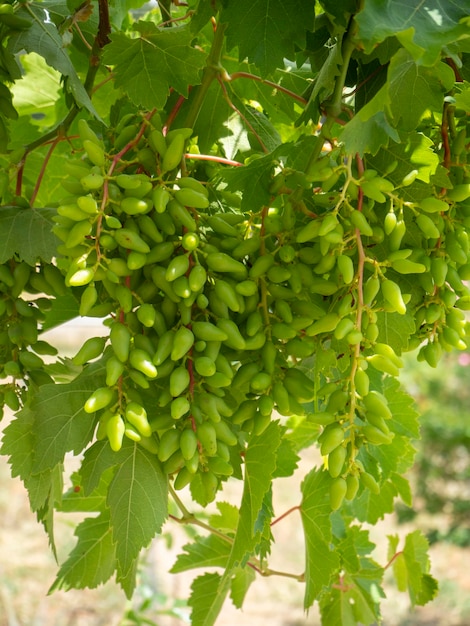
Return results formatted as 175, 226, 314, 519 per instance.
0, 259, 61, 416
48, 111, 470, 508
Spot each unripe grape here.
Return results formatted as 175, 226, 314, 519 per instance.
345, 474, 360, 500
169, 366, 190, 396
319, 424, 344, 456
330, 477, 347, 510
361, 471, 380, 494
129, 348, 157, 378
106, 414, 125, 452
72, 336, 107, 365
381, 279, 406, 315
84, 387, 116, 413
328, 445, 347, 478
197, 421, 218, 456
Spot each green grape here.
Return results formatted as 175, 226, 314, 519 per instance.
106, 355, 125, 386
129, 348, 157, 378
72, 336, 107, 365
82, 139, 106, 167
180, 428, 198, 460
125, 401, 152, 437
345, 474, 360, 500
162, 133, 185, 172
381, 279, 406, 315
330, 477, 347, 510
171, 396, 190, 420
319, 424, 344, 456
106, 414, 125, 452
169, 365, 190, 396
171, 326, 194, 361
110, 322, 132, 363
360, 471, 380, 494
84, 387, 116, 413
197, 421, 218, 456
206, 252, 247, 277
328, 445, 347, 478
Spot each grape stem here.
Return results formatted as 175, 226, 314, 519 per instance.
185, 153, 243, 167
226, 71, 308, 105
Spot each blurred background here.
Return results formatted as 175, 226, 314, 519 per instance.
1, 321, 470, 626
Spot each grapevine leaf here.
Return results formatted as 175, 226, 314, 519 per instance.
0, 206, 60, 264
375, 310, 416, 354
351, 477, 398, 525
226, 421, 281, 569
50, 510, 116, 592
11, 52, 62, 125
356, 0, 470, 66
454, 84, 470, 110
230, 565, 256, 609
31, 361, 106, 473
171, 534, 231, 573
9, 4, 99, 118
368, 131, 439, 199
1, 405, 35, 483
286, 415, 321, 453
390, 531, 439, 606
102, 23, 206, 110
319, 556, 384, 626
189, 572, 231, 626
300, 468, 340, 608
221, 150, 277, 212
78, 444, 113, 494
58, 471, 110, 514
208, 502, 239, 533
107, 440, 168, 582
341, 85, 399, 156
41, 293, 80, 331
298, 37, 343, 125
221, 0, 315, 76
273, 436, 299, 478
192, 80, 232, 155
388, 51, 455, 131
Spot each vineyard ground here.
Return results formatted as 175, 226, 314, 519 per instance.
0, 321, 469, 626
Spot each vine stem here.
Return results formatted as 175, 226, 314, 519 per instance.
185, 153, 243, 167
184, 21, 227, 129
29, 136, 61, 206
270, 505, 300, 527
226, 71, 307, 105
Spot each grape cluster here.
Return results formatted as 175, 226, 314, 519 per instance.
0, 260, 60, 416
48, 112, 470, 508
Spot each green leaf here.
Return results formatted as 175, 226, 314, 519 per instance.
273, 436, 299, 478
107, 440, 168, 582
58, 471, 109, 513
11, 52, 62, 125
389, 530, 439, 606
300, 468, 340, 608
368, 131, 439, 199
208, 501, 239, 533
356, 0, 470, 66
375, 310, 416, 354
226, 421, 281, 569
189, 572, 231, 626
41, 293, 80, 331
230, 565, 256, 609
351, 477, 399, 525
0, 206, 60, 264
285, 415, 321, 453
388, 51, 455, 131
319, 552, 384, 626
341, 85, 400, 156
171, 534, 231, 573
221, 0, 315, 76
31, 361, 106, 473
9, 4, 99, 118
50, 510, 116, 592
102, 23, 206, 110
221, 151, 276, 212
